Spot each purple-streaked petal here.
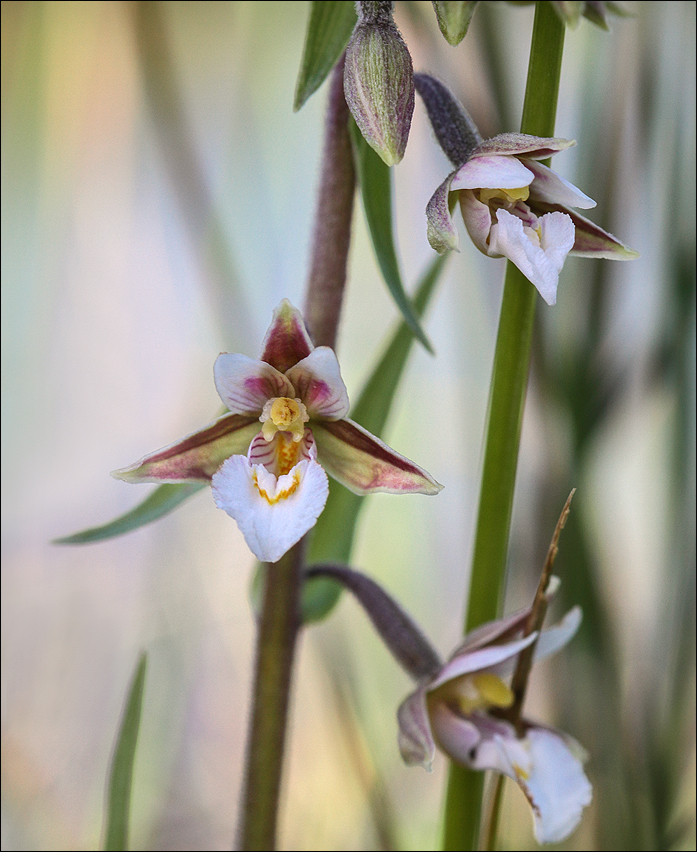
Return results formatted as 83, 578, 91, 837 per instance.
111, 413, 261, 483
214, 354, 294, 414
259, 299, 315, 373
285, 347, 350, 420
451, 155, 534, 191
525, 159, 596, 209
397, 687, 436, 770
247, 429, 316, 478
426, 171, 460, 253
533, 606, 582, 663
534, 202, 640, 259
428, 633, 538, 691
459, 190, 495, 254
212, 453, 329, 563
450, 607, 532, 656
473, 132, 576, 160
489, 209, 575, 305
312, 419, 443, 495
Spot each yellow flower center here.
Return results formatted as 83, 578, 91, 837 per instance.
479, 185, 530, 207
452, 672, 515, 715
260, 397, 309, 443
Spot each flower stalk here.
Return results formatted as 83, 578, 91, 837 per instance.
442, 4, 567, 849
239, 58, 356, 850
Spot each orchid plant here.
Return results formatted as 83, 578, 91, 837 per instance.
59, 2, 643, 850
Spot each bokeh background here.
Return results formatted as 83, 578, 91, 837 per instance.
2, 2, 694, 849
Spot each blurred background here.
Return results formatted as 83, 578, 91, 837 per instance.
1, 1, 694, 849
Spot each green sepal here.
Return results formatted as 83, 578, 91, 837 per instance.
293, 0, 357, 111
55, 482, 205, 544
349, 119, 434, 353
103, 652, 147, 852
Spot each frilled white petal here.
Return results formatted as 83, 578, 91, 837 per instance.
451, 154, 534, 190
285, 347, 350, 420
489, 209, 575, 306
214, 354, 294, 414
525, 159, 596, 209
211, 452, 329, 563
470, 723, 592, 845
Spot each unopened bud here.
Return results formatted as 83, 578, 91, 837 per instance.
344, 5, 415, 166
432, 1, 479, 46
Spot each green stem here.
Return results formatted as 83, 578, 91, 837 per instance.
237, 542, 305, 850
441, 4, 565, 850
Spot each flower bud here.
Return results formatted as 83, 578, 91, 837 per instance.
344, 3, 415, 166
432, 1, 479, 46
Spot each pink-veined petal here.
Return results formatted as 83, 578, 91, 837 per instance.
489, 209, 575, 306
451, 154, 534, 191
450, 607, 533, 656
426, 171, 460, 253
247, 429, 316, 478
533, 202, 640, 259
112, 413, 261, 483
473, 133, 576, 160
397, 687, 436, 770
214, 354, 294, 414
525, 159, 596, 209
312, 419, 443, 495
212, 454, 329, 563
459, 190, 495, 255
259, 299, 315, 373
286, 347, 350, 420
428, 633, 539, 691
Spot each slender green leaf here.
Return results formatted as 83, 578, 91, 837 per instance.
350, 119, 434, 353
301, 253, 448, 621
293, 1, 357, 112
55, 482, 205, 544
104, 653, 147, 852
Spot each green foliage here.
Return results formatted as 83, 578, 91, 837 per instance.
54, 482, 205, 544
293, 1, 357, 111
349, 119, 434, 353
104, 653, 147, 852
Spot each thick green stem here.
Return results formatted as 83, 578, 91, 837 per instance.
237, 542, 304, 850
441, 4, 565, 850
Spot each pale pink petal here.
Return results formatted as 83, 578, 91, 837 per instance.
473, 133, 575, 160
112, 413, 261, 483
525, 159, 596, 209
426, 171, 460, 253
489, 209, 575, 306
286, 347, 350, 420
259, 299, 315, 373
451, 154, 534, 190
532, 204, 640, 259
428, 633, 538, 691
312, 419, 443, 495
450, 607, 532, 655
214, 354, 294, 414
459, 190, 496, 255
247, 429, 316, 478
427, 701, 484, 765
533, 606, 583, 663
397, 688, 436, 770
211, 454, 329, 563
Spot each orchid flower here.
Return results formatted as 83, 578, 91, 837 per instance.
397, 603, 591, 844
426, 132, 638, 305
113, 300, 442, 563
